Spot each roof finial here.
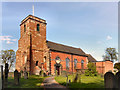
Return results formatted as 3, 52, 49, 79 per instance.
32, 5, 34, 16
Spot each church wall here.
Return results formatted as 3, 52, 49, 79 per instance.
96, 62, 105, 74
72, 55, 87, 72
31, 50, 43, 74
95, 61, 113, 74
16, 21, 31, 72
50, 51, 87, 75
50, 51, 72, 75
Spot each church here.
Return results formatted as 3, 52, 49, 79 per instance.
16, 15, 113, 75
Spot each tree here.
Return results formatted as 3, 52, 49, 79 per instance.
85, 62, 98, 76
103, 47, 118, 62
114, 63, 120, 70
0, 49, 16, 70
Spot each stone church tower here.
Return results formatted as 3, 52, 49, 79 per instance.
16, 15, 49, 75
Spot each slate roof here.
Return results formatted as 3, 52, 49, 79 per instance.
46, 40, 87, 57
86, 54, 96, 62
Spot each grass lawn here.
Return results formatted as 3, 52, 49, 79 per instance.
55, 74, 104, 88
7, 75, 47, 88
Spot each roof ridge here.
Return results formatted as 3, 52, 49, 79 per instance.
47, 40, 80, 49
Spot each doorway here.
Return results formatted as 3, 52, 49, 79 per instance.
56, 66, 60, 75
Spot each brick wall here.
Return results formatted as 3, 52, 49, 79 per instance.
96, 60, 113, 74
16, 15, 48, 74
50, 51, 87, 75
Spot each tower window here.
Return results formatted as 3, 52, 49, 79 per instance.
36, 61, 38, 66
37, 24, 40, 31
24, 24, 26, 32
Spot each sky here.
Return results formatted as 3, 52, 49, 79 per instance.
0, 2, 118, 62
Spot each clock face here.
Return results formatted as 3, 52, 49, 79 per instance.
56, 60, 60, 64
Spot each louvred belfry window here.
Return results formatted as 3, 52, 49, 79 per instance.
37, 24, 40, 31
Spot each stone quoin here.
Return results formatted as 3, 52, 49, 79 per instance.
16, 15, 113, 75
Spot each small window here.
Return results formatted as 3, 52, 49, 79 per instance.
24, 24, 26, 32
37, 24, 40, 31
36, 61, 38, 66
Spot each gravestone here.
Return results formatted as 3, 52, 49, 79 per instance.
14, 70, 19, 85
73, 73, 78, 83
4, 63, 9, 88
1, 65, 4, 90
20, 70, 23, 78
24, 71, 28, 79
66, 75, 68, 87
104, 72, 115, 88
115, 71, 120, 89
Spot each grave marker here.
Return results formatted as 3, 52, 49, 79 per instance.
14, 70, 19, 85
104, 72, 115, 88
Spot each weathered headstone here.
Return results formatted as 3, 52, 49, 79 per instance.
4, 63, 9, 88
104, 72, 116, 88
73, 73, 78, 83
66, 75, 68, 87
115, 71, 120, 89
20, 70, 23, 78
14, 70, 19, 85
1, 65, 4, 90
24, 71, 28, 79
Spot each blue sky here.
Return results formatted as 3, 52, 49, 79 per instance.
1, 2, 118, 61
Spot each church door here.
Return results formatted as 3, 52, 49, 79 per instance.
56, 66, 60, 75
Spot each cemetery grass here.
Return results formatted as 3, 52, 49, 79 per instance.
7, 75, 47, 88
55, 74, 104, 88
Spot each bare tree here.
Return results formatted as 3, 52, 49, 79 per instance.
0, 49, 16, 70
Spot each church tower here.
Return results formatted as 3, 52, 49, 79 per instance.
16, 15, 47, 74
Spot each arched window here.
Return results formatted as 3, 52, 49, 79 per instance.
24, 24, 26, 32
81, 60, 84, 69
37, 24, 40, 31
36, 61, 38, 66
66, 57, 70, 70
74, 59, 77, 68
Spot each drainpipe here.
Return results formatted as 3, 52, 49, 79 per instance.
49, 51, 51, 75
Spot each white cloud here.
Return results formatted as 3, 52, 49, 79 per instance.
106, 35, 112, 40
0, 35, 17, 44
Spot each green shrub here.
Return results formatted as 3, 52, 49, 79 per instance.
85, 62, 98, 76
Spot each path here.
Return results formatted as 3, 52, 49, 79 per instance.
41, 76, 69, 90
